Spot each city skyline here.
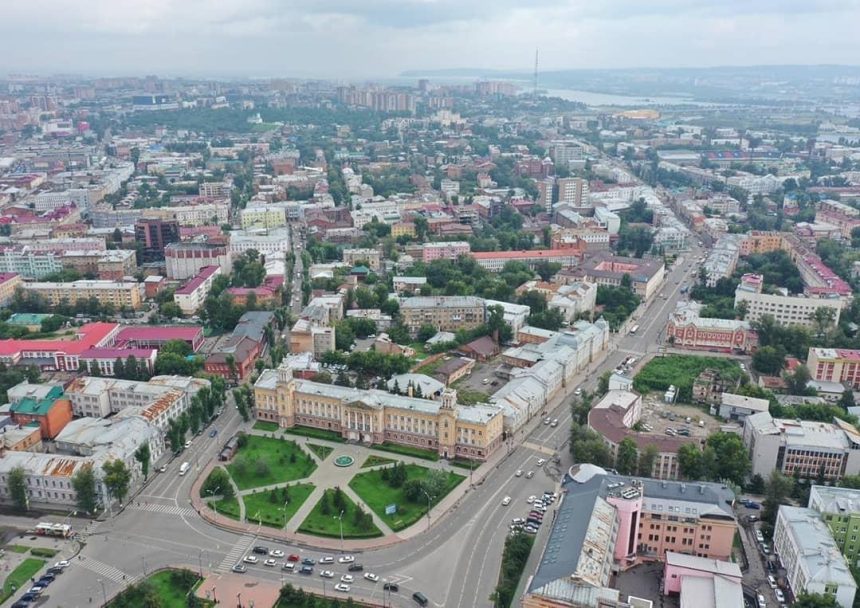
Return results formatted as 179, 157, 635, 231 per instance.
2, 0, 860, 78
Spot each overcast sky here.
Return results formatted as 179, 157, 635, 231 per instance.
1, 0, 859, 79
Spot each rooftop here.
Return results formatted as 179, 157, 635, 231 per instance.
778, 506, 857, 589
174, 265, 220, 295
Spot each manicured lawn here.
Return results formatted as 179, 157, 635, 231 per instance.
306, 443, 333, 461
243, 483, 315, 529
106, 569, 210, 608
284, 427, 345, 443
4, 545, 28, 554
253, 421, 280, 432
361, 455, 396, 468
372, 441, 439, 461
0, 558, 45, 603
349, 464, 464, 532
452, 387, 490, 405
210, 496, 241, 521
227, 435, 316, 490
298, 489, 382, 539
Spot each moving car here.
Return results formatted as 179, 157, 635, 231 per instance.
543, 417, 551, 425
282, 563, 295, 572
383, 582, 399, 592
54, 560, 70, 569
550, 419, 558, 427
413, 592, 430, 606
334, 583, 351, 593
231, 564, 247, 573
299, 565, 313, 575
209, 428, 218, 438
364, 572, 380, 582
319, 556, 334, 564
348, 563, 364, 572
302, 557, 316, 566
320, 570, 334, 578
341, 575, 354, 584
526, 471, 534, 479
338, 555, 355, 563
515, 470, 523, 477
537, 458, 546, 466
287, 554, 300, 562
501, 496, 511, 506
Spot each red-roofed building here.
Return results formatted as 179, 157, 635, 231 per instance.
0, 322, 119, 370
808, 347, 860, 390
225, 275, 283, 307
114, 326, 204, 352
173, 265, 221, 315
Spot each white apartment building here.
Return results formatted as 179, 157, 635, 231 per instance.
174, 265, 221, 315
548, 281, 598, 322
229, 228, 292, 254
734, 287, 843, 330
774, 506, 857, 608
484, 299, 530, 334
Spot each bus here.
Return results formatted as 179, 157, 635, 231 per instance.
630, 325, 639, 334
35, 522, 72, 538
179, 462, 190, 476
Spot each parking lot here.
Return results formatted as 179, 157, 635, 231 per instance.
636, 396, 722, 441
452, 359, 505, 397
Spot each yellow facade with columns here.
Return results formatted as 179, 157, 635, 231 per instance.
254, 364, 505, 461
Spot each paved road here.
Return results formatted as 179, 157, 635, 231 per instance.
35, 248, 706, 608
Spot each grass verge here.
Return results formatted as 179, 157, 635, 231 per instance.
298, 488, 382, 539
371, 442, 439, 461
252, 421, 280, 432
0, 558, 45, 604
242, 484, 315, 528
348, 464, 464, 531
284, 427, 345, 443
361, 455, 396, 468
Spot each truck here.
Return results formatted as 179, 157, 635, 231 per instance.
179, 462, 190, 476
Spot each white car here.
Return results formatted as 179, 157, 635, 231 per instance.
536, 458, 546, 466
515, 470, 523, 477
320, 570, 334, 578
543, 417, 551, 425
774, 589, 785, 603
243, 555, 258, 564
184, 440, 192, 448
341, 574, 354, 584
502, 496, 512, 506
364, 572, 379, 582
334, 583, 351, 593
527, 495, 537, 504
525, 471, 534, 479
264, 559, 277, 567
550, 419, 558, 427
53, 560, 70, 569
319, 556, 334, 564
269, 549, 285, 558
337, 555, 355, 564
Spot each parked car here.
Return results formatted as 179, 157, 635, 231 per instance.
282, 563, 295, 572
302, 557, 315, 566
515, 470, 523, 477
243, 555, 258, 564
320, 570, 334, 578
287, 554, 300, 562
231, 564, 247, 573
299, 565, 313, 575
319, 556, 334, 564
774, 589, 785, 603
269, 549, 284, 558
383, 582, 399, 592
252, 546, 269, 555
526, 471, 534, 479
264, 559, 277, 567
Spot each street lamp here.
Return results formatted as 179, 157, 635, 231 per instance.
282, 497, 290, 530
420, 489, 433, 530
333, 510, 345, 554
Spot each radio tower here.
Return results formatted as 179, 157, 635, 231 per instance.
533, 49, 539, 97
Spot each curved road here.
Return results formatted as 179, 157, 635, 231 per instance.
38, 244, 703, 608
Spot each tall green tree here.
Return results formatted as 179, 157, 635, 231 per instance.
763, 471, 795, 525
71, 467, 98, 514
134, 443, 151, 479
8, 466, 28, 511
615, 438, 639, 475
102, 459, 132, 504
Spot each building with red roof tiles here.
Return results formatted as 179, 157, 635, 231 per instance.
114, 325, 204, 352
0, 322, 119, 370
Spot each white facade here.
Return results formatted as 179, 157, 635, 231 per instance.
734, 288, 843, 330
774, 506, 857, 608
229, 228, 292, 254
484, 299, 530, 334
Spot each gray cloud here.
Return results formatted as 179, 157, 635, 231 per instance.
0, 0, 858, 78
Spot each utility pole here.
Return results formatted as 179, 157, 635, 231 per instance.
533, 48, 539, 97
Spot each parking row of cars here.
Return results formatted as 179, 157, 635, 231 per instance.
232, 547, 390, 595
508, 491, 557, 536
11, 560, 69, 607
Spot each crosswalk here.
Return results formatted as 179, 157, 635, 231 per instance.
79, 557, 132, 584
127, 503, 196, 518
217, 535, 255, 572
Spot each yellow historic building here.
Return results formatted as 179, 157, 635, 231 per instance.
254, 365, 505, 461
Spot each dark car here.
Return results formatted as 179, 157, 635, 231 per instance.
412, 591, 429, 606
47, 567, 63, 575
299, 565, 313, 575
744, 500, 762, 510
252, 546, 269, 555
301, 557, 315, 566
348, 563, 364, 572
12, 601, 30, 608
20, 594, 37, 602
383, 582, 399, 592
209, 428, 218, 438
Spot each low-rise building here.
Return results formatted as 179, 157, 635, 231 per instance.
774, 506, 857, 608
7, 384, 73, 439
718, 392, 770, 422
114, 325, 204, 352
483, 299, 530, 334
471, 248, 584, 272
743, 412, 860, 482
229, 228, 292, 255
667, 301, 756, 354
571, 252, 665, 300
401, 296, 486, 335
288, 319, 335, 358
808, 348, 860, 390
0, 272, 22, 306
342, 248, 381, 272
662, 552, 743, 606
165, 241, 232, 280
23, 279, 144, 310
393, 276, 427, 294
254, 365, 504, 461
173, 265, 221, 315
421, 241, 470, 263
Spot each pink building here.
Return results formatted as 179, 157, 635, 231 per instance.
421, 241, 470, 263
663, 552, 743, 604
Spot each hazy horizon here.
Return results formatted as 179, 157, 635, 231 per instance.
2, 1, 860, 79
